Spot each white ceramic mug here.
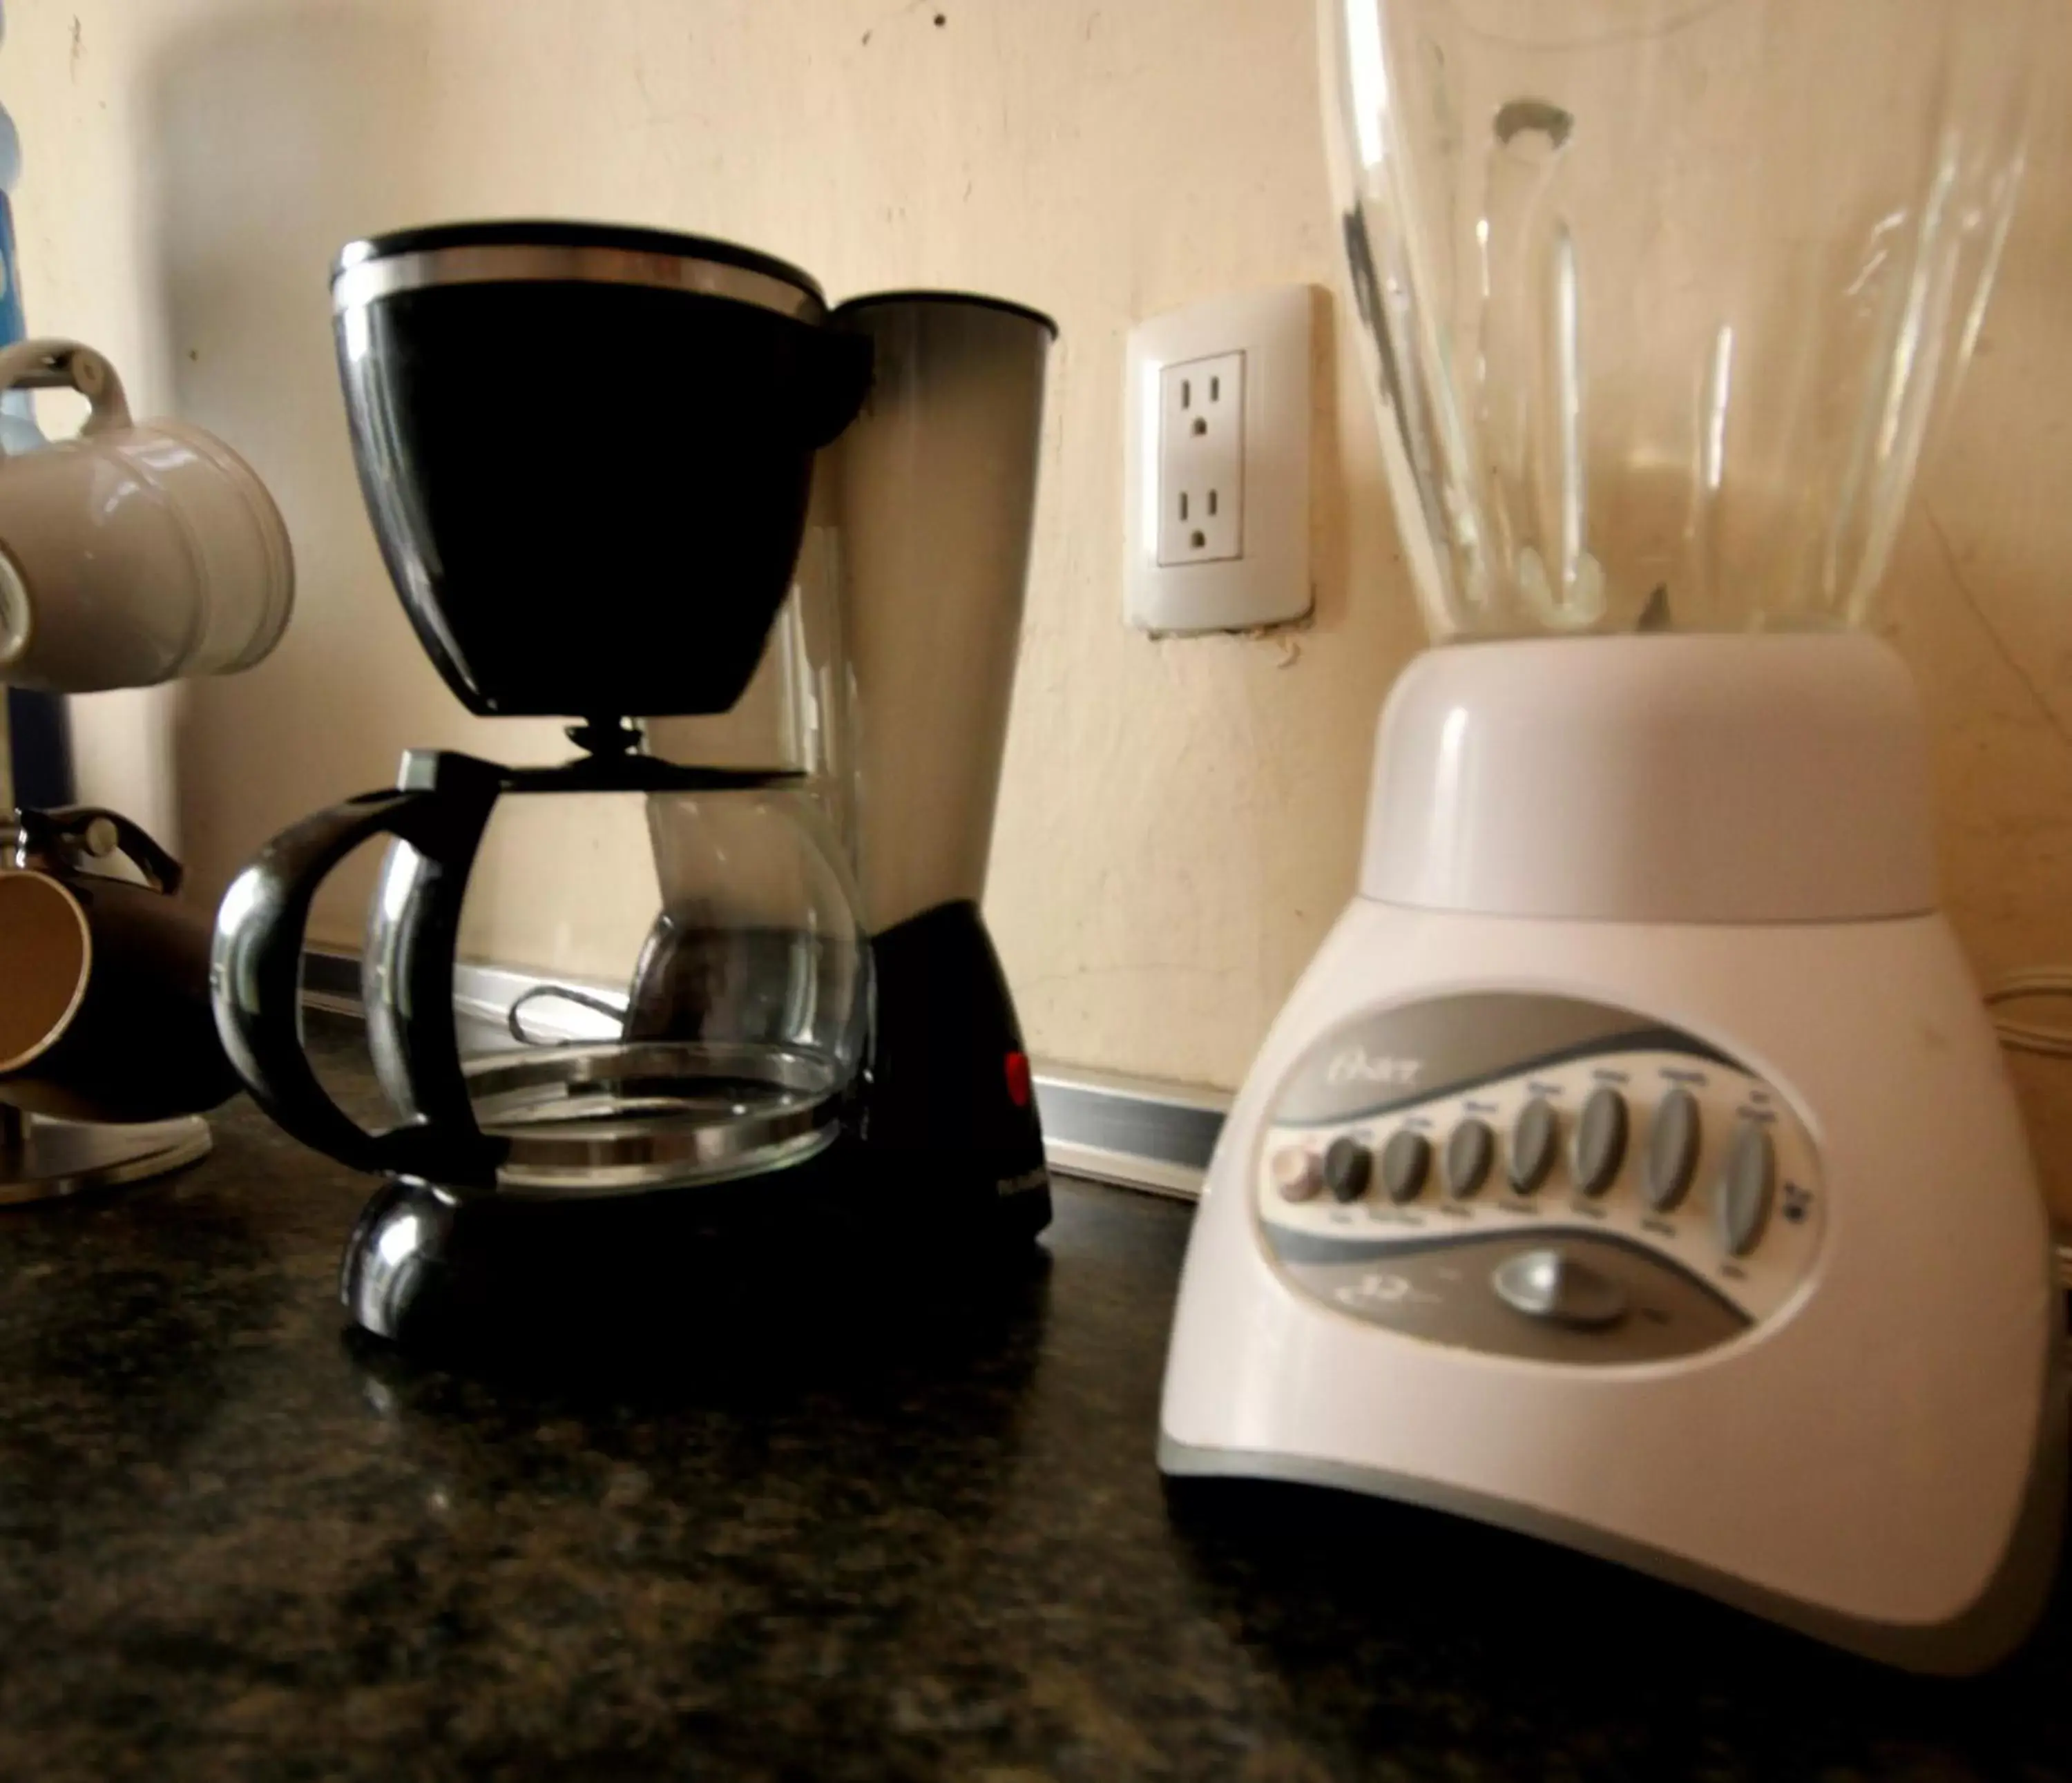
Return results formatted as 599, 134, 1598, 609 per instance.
0, 338, 294, 693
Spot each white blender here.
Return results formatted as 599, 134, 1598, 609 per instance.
1160, 0, 2064, 1673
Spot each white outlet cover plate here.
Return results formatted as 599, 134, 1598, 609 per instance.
1125, 285, 1315, 634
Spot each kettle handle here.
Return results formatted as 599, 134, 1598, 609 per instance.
211, 764, 501, 1184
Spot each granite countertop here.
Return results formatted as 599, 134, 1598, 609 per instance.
3, 1044, 2071, 1781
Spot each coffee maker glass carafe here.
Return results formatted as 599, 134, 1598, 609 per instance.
217, 746, 871, 1199
427, 779, 870, 1195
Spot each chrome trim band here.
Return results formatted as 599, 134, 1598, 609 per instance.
332, 245, 825, 321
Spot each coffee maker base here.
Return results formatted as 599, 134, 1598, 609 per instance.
338, 1139, 1051, 1358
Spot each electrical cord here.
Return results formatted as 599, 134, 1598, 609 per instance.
1987, 967, 2072, 1059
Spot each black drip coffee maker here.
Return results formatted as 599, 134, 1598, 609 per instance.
212, 222, 1057, 1353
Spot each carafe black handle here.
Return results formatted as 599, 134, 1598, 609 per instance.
210, 752, 503, 1184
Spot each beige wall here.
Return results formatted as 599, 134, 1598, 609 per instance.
12, 0, 2072, 1204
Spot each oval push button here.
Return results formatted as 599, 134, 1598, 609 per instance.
1380, 1130, 1431, 1204
1644, 1088, 1701, 1212
1718, 1119, 1776, 1256
1509, 1098, 1557, 1195
1445, 1119, 1494, 1199
1322, 1137, 1371, 1203
1572, 1087, 1629, 1197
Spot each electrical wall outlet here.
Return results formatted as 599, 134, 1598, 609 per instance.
1126, 286, 1314, 633
1158, 351, 1243, 564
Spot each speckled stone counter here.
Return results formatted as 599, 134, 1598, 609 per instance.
2, 1048, 2071, 1781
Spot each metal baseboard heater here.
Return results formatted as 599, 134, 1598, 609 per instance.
300, 947, 1225, 1199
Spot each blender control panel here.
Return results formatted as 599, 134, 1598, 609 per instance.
1254, 994, 1824, 1367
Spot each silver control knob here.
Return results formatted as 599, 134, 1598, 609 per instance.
1491, 1246, 1629, 1329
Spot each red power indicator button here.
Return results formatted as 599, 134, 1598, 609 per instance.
1004, 1051, 1033, 1108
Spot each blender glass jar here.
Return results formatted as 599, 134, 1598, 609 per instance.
1322, 0, 2041, 639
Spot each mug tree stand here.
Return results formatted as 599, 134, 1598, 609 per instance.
0, 1103, 211, 1204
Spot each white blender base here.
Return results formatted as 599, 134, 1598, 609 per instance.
1160, 1421, 2064, 1674
1160, 897, 2064, 1675
1161, 637, 2064, 1671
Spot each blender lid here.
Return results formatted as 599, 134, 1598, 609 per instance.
834, 288, 1058, 338
332, 219, 827, 322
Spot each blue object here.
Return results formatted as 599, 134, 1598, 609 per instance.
0, 192, 24, 351
0, 9, 75, 809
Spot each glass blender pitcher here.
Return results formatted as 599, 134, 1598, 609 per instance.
1160, 0, 2062, 1675
1325, 0, 2034, 639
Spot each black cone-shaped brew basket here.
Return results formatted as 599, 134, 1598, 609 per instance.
332, 220, 871, 721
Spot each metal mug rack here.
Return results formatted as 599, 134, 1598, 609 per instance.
0, 1100, 211, 1206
